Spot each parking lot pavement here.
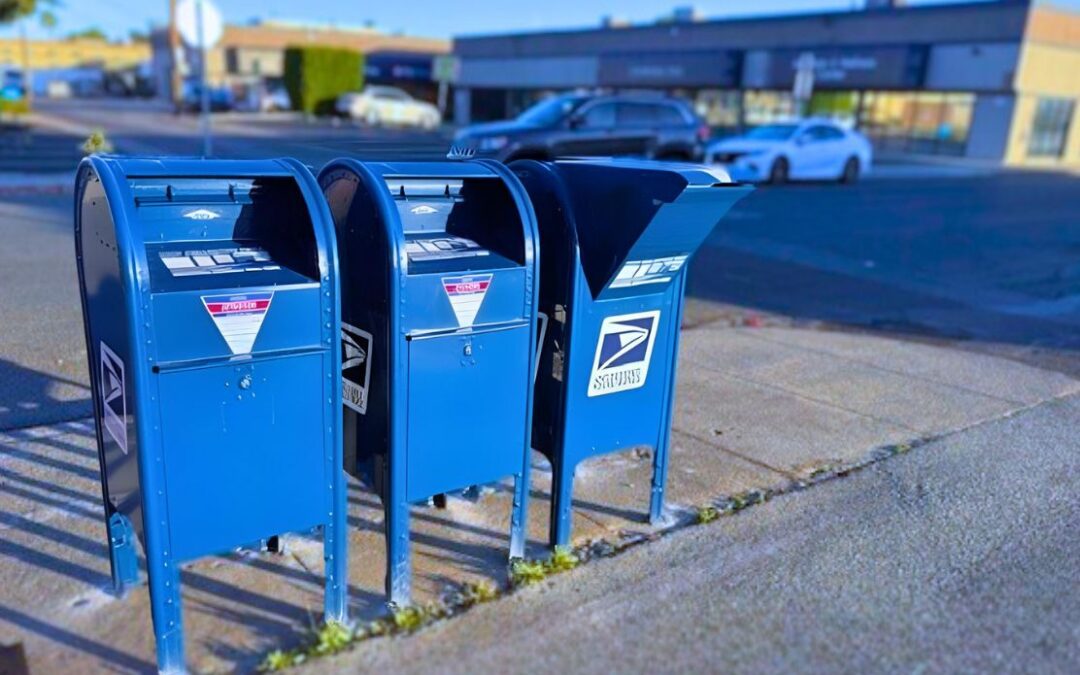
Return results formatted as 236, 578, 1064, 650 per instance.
1, 316, 1077, 673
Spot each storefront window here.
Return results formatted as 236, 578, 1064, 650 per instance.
860, 91, 973, 156
808, 91, 859, 124
744, 91, 796, 125
1027, 97, 1075, 158
693, 90, 741, 133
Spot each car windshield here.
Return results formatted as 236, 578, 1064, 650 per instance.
745, 124, 800, 141
517, 96, 587, 126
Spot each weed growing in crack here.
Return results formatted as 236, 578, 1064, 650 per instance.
509, 547, 582, 587
696, 505, 720, 524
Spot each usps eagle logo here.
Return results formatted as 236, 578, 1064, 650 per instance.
99, 342, 128, 454
587, 310, 661, 397
341, 323, 373, 415
182, 208, 221, 221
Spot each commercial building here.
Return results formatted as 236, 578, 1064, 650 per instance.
450, 0, 1080, 168
0, 37, 151, 97
150, 21, 449, 106
0, 37, 149, 71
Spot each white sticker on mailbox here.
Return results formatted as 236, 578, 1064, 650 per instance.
587, 311, 661, 397
99, 341, 128, 454
342, 323, 373, 415
201, 292, 273, 354
442, 274, 492, 328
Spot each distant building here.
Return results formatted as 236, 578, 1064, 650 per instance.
450, 0, 1080, 168
0, 37, 149, 71
150, 20, 449, 106
0, 37, 150, 97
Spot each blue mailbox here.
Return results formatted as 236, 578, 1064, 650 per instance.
74, 156, 348, 672
511, 158, 751, 548
319, 159, 539, 605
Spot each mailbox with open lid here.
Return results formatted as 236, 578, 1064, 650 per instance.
512, 158, 751, 548
319, 159, 539, 605
74, 156, 348, 673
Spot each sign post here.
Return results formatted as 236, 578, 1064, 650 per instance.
793, 51, 816, 118
432, 55, 460, 115
176, 0, 224, 157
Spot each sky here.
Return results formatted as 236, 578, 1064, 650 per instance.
1, 0, 1077, 41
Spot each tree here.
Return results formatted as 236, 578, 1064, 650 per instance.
0, 0, 58, 28
68, 26, 108, 41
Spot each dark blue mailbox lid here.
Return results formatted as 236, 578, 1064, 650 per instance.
543, 159, 749, 299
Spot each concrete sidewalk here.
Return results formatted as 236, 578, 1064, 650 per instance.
1, 308, 1077, 673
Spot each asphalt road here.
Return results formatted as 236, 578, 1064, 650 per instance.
1, 101, 1079, 430
307, 392, 1080, 675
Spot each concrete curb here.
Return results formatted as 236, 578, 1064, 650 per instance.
0, 171, 73, 196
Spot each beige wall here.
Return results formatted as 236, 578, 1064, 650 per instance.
1003, 9, 1080, 167
0, 38, 149, 70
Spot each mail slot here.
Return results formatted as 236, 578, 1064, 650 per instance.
319, 159, 540, 605
74, 156, 348, 672
512, 158, 751, 548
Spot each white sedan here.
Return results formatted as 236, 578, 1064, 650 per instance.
336, 86, 441, 130
706, 119, 873, 184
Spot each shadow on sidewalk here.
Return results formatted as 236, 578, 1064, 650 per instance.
0, 359, 92, 432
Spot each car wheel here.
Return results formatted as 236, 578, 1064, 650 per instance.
769, 157, 790, 184
364, 108, 380, 127
840, 157, 860, 184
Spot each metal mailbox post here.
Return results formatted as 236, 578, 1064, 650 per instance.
319, 159, 540, 606
74, 156, 348, 673
511, 158, 751, 548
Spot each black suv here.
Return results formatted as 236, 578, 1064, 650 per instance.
451, 94, 708, 162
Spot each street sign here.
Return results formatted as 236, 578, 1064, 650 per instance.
432, 55, 460, 84
176, 0, 224, 49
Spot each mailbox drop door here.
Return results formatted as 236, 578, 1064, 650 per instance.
404, 325, 530, 502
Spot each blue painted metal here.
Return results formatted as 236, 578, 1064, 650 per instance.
74, 155, 348, 673
319, 159, 539, 605
511, 158, 752, 548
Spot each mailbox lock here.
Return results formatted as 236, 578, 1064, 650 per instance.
463, 344, 473, 357
239, 374, 253, 390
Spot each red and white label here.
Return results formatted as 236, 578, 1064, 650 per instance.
442, 274, 492, 327
201, 292, 273, 354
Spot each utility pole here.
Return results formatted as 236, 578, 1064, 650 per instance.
19, 21, 33, 108
169, 0, 182, 110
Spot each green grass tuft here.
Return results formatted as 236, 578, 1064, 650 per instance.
696, 505, 720, 524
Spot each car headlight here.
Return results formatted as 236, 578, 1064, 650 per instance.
478, 136, 509, 152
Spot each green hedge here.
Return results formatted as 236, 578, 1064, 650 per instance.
283, 46, 364, 116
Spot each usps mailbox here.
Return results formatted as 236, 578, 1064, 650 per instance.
74, 156, 348, 672
512, 158, 751, 547
319, 159, 539, 605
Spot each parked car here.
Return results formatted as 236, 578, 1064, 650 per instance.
451, 93, 709, 163
336, 86, 441, 129
1, 68, 25, 102
180, 81, 234, 112
706, 119, 873, 184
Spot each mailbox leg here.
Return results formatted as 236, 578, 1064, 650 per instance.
509, 467, 530, 559
147, 558, 184, 674
106, 512, 140, 595
385, 499, 411, 606
549, 459, 575, 549
649, 441, 670, 526
323, 472, 349, 624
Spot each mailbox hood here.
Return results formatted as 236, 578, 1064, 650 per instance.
514, 158, 751, 299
